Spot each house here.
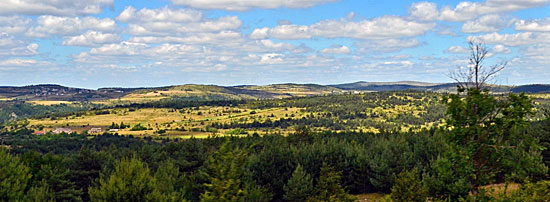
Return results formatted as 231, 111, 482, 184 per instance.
108, 129, 119, 132
88, 128, 102, 134
53, 128, 72, 134
34, 131, 46, 135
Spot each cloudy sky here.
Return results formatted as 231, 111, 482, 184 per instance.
0, 0, 549, 88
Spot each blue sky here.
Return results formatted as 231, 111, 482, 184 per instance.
0, 0, 549, 88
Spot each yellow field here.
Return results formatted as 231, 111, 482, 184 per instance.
530, 93, 550, 99
28, 106, 305, 138
27, 100, 74, 105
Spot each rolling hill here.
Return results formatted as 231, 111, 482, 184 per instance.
1, 82, 549, 103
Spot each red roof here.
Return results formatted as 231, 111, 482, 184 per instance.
34, 131, 46, 135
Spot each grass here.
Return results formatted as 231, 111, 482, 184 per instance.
27, 100, 74, 105
28, 106, 305, 138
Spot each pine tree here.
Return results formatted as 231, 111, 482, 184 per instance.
283, 164, 313, 202
200, 140, 248, 202
308, 164, 356, 202
0, 149, 32, 201
200, 139, 271, 202
390, 169, 427, 202
89, 156, 161, 202
154, 160, 187, 202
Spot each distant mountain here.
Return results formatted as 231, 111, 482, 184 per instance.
0, 84, 144, 101
511, 84, 550, 93
330, 81, 517, 93
1, 82, 549, 102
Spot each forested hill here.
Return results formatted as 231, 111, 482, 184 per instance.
1, 82, 550, 102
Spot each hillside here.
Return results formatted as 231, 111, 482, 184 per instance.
1, 82, 550, 103
0, 84, 145, 101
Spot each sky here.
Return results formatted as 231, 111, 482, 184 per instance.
0, 0, 549, 89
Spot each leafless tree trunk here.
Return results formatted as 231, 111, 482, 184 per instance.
450, 41, 507, 91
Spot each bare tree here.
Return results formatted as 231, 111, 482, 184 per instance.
450, 41, 507, 90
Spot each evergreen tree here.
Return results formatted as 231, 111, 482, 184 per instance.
283, 164, 313, 202
308, 164, 356, 202
0, 149, 31, 201
200, 139, 270, 202
154, 160, 187, 202
89, 156, 160, 202
390, 169, 427, 202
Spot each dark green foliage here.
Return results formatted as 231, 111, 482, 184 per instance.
0, 149, 32, 201
88, 156, 160, 202
430, 87, 548, 200
283, 164, 313, 202
200, 139, 271, 202
154, 160, 187, 202
130, 123, 148, 131
307, 164, 356, 202
246, 138, 295, 201
390, 169, 427, 202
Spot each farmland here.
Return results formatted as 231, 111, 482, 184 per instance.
24, 91, 452, 138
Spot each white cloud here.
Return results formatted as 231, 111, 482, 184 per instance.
0, 16, 32, 34
88, 42, 148, 56
0, 0, 113, 16
515, 18, 550, 32
523, 44, 550, 64
355, 38, 421, 53
116, 6, 202, 23
63, 31, 121, 46
0, 59, 49, 67
250, 27, 270, 39
461, 14, 512, 33
468, 32, 550, 46
439, 0, 550, 22
129, 31, 243, 45
319, 45, 351, 54
253, 15, 435, 40
171, 0, 339, 11
0, 34, 38, 56
27, 16, 117, 37
116, 7, 241, 36
491, 45, 512, 54
445, 46, 469, 53
409, 2, 439, 21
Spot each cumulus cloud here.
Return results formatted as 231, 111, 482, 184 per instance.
251, 15, 435, 40
409, 2, 439, 21
439, 0, 549, 22
461, 14, 512, 33
0, 0, 113, 16
0, 16, 32, 34
445, 46, 469, 53
355, 38, 421, 53
468, 32, 550, 46
491, 45, 512, 54
171, 0, 339, 11
515, 18, 550, 32
116, 6, 202, 23
319, 45, 351, 54
116, 6, 241, 36
26, 16, 117, 37
63, 31, 121, 46
129, 31, 243, 45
